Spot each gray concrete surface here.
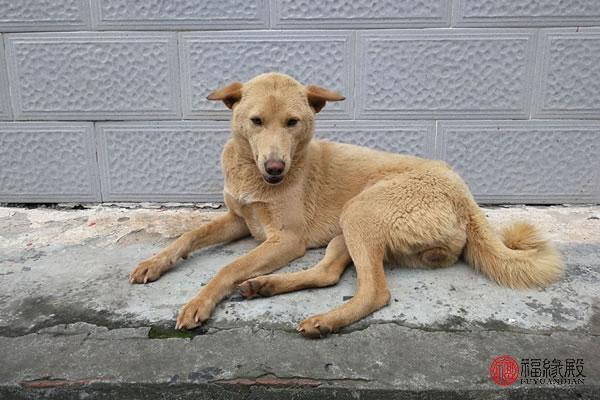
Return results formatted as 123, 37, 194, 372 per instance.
0, 204, 599, 399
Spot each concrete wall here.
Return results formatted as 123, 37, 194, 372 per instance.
0, 0, 599, 204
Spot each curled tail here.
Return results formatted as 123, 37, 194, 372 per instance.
463, 206, 563, 288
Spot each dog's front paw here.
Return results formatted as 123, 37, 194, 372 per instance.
176, 298, 212, 330
297, 315, 334, 339
129, 258, 166, 284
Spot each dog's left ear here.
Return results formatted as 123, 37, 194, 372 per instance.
305, 85, 345, 113
207, 82, 243, 109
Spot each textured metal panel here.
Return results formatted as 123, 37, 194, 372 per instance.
180, 31, 354, 120
96, 121, 231, 201
0, 0, 91, 32
5, 32, 180, 120
91, 0, 268, 30
272, 0, 449, 29
315, 121, 435, 158
533, 29, 600, 119
454, 0, 600, 27
0, 34, 12, 120
438, 121, 600, 203
0, 122, 100, 202
357, 30, 535, 120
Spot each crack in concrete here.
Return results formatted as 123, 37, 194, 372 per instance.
1, 319, 596, 343
313, 316, 600, 338
212, 372, 372, 388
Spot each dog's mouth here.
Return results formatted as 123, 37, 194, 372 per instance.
263, 174, 284, 185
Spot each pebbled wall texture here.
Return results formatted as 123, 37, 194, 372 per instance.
0, 0, 599, 204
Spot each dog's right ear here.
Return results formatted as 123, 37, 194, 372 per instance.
206, 82, 243, 110
305, 85, 345, 113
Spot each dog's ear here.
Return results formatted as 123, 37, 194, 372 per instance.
305, 85, 345, 113
206, 82, 243, 109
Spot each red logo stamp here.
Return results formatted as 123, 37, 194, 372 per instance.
490, 355, 520, 387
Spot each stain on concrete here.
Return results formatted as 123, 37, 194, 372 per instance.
3, 295, 141, 337
148, 326, 198, 339
116, 229, 166, 247
188, 367, 224, 382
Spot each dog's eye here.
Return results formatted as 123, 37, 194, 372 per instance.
286, 118, 298, 127
251, 117, 262, 126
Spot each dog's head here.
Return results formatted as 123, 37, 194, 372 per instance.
207, 73, 344, 185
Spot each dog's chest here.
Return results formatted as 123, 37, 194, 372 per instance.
224, 187, 268, 241
242, 211, 268, 241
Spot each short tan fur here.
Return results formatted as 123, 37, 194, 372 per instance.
129, 73, 563, 338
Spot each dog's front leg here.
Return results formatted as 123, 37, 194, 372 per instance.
176, 232, 305, 330
129, 212, 249, 284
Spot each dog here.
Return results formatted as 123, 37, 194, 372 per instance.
129, 72, 563, 338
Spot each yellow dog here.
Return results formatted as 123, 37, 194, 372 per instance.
130, 73, 563, 338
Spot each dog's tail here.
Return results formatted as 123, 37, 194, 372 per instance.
462, 203, 563, 288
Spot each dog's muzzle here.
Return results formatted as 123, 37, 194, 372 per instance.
263, 159, 285, 185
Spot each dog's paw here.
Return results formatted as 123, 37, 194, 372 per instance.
237, 277, 273, 299
175, 298, 212, 330
129, 258, 165, 284
297, 315, 333, 339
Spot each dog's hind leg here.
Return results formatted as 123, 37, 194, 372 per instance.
296, 172, 470, 338
298, 192, 391, 338
237, 235, 351, 298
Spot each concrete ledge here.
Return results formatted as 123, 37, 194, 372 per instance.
0, 205, 598, 398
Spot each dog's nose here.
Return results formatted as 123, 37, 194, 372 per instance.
264, 159, 285, 176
